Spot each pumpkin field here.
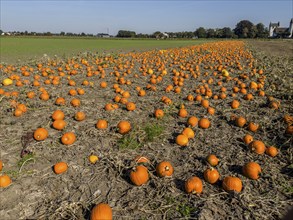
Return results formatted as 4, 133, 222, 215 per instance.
0, 39, 292, 219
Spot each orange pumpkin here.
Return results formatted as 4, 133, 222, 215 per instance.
222, 176, 242, 192
14, 108, 23, 117
27, 91, 35, 99
175, 134, 189, 146
75, 112, 86, 121
156, 161, 174, 177
285, 125, 293, 135
181, 127, 195, 139
178, 108, 188, 118
90, 203, 112, 220
105, 103, 116, 111
207, 107, 215, 115
55, 97, 66, 105
247, 122, 259, 132
61, 132, 76, 145
187, 116, 198, 127
186, 94, 194, 101
68, 89, 77, 96
77, 88, 85, 95
231, 100, 240, 109
198, 118, 211, 129
185, 176, 203, 194
100, 81, 107, 88
269, 101, 280, 110
265, 146, 278, 157
70, 98, 81, 107
0, 175, 12, 188
204, 168, 220, 184
244, 93, 254, 101
34, 128, 49, 141
52, 110, 65, 120
249, 140, 266, 154
201, 99, 209, 108
283, 115, 293, 125
130, 165, 149, 186
126, 102, 136, 111
117, 121, 131, 134
52, 120, 67, 131
96, 119, 108, 130
242, 162, 261, 180
40, 93, 50, 101
243, 134, 254, 145
154, 109, 164, 119
138, 89, 146, 96
235, 116, 246, 127
53, 162, 68, 174
206, 154, 219, 166
17, 104, 27, 113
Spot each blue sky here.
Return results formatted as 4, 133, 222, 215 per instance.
1, 0, 292, 35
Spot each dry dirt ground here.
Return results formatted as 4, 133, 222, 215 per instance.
0, 40, 292, 220
247, 39, 293, 57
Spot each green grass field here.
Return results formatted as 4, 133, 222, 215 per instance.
0, 37, 212, 64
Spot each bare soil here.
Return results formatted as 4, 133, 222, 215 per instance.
0, 40, 292, 220
247, 39, 293, 58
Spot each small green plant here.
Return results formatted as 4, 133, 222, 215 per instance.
281, 180, 293, 195
165, 195, 196, 218
117, 121, 165, 150
118, 133, 141, 150
165, 196, 176, 205
3, 170, 19, 178
284, 186, 293, 195
143, 122, 164, 142
17, 153, 36, 172
176, 203, 196, 218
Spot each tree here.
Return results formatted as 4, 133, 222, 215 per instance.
206, 29, 215, 38
152, 31, 161, 38
249, 25, 258, 38
44, 32, 52, 36
117, 30, 136, 38
184, 31, 195, 38
60, 31, 65, 36
195, 27, 206, 38
255, 23, 268, 38
234, 20, 254, 38
0, 30, 3, 35
215, 28, 224, 38
222, 27, 233, 38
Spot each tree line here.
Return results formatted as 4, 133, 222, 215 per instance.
118, 20, 268, 38
0, 20, 269, 38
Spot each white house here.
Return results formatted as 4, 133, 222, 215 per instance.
162, 32, 169, 38
269, 18, 293, 38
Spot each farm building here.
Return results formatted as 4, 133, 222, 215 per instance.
269, 18, 293, 38
97, 33, 111, 38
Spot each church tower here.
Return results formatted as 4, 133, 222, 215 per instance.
269, 22, 279, 37
289, 18, 293, 38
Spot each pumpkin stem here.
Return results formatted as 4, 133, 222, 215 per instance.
191, 190, 198, 195
165, 166, 170, 171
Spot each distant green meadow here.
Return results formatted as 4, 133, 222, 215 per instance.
0, 37, 213, 64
